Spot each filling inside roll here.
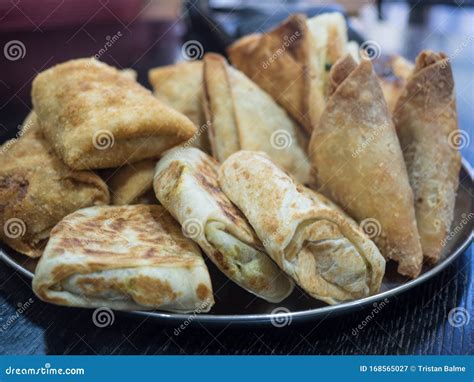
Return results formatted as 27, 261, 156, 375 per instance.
205, 222, 293, 302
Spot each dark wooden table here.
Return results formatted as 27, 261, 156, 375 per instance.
0, 2, 473, 356
0, 246, 472, 355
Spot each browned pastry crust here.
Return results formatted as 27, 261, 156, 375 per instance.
0, 113, 109, 257
393, 50, 461, 263
309, 55, 423, 278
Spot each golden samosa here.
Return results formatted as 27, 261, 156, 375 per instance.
309, 55, 423, 278
393, 51, 461, 263
32, 58, 196, 170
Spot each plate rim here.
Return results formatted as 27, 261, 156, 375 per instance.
0, 159, 472, 325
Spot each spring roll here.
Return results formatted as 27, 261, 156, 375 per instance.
0, 113, 109, 258
393, 51, 461, 263
105, 159, 158, 205
33, 205, 214, 312
202, 53, 312, 185
148, 61, 210, 152
154, 147, 294, 303
309, 55, 423, 278
32, 58, 196, 170
218, 151, 385, 304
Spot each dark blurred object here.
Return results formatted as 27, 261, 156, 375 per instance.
376, 0, 474, 21
183, 0, 364, 56
0, 0, 182, 109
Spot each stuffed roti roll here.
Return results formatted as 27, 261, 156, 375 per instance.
393, 51, 461, 263
154, 147, 294, 303
218, 151, 385, 305
309, 55, 423, 279
33, 205, 214, 312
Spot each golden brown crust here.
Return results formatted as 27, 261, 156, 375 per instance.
105, 159, 157, 205
228, 14, 321, 133
148, 61, 210, 152
0, 113, 110, 257
32, 58, 196, 170
309, 55, 423, 278
393, 50, 461, 263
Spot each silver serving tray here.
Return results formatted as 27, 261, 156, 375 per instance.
1, 160, 472, 325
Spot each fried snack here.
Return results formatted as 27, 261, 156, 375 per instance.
106, 159, 157, 205
33, 205, 214, 312
0, 113, 109, 257
228, 12, 356, 133
32, 58, 196, 170
154, 147, 294, 303
148, 61, 210, 152
218, 151, 385, 304
202, 53, 312, 184
309, 55, 423, 278
375, 55, 414, 111
393, 51, 461, 263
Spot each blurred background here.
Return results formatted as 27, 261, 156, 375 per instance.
0, 0, 473, 163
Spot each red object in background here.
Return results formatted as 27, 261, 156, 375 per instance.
0, 0, 182, 108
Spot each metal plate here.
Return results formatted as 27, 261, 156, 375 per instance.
1, 161, 472, 325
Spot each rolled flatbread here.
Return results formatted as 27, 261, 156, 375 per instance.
0, 113, 109, 258
393, 51, 461, 263
105, 159, 157, 205
203, 53, 312, 185
148, 61, 210, 152
218, 151, 385, 305
32, 58, 196, 170
154, 147, 294, 303
33, 205, 214, 312
228, 12, 356, 133
309, 55, 423, 278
